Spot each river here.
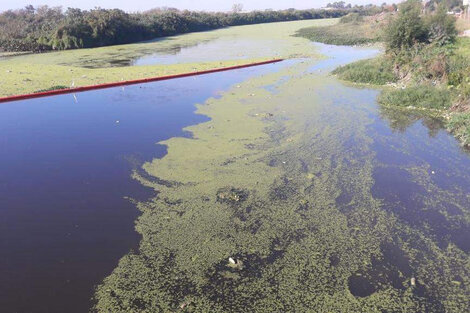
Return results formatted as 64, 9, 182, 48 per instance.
1, 41, 469, 312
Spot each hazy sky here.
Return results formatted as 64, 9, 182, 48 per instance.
0, 1, 392, 13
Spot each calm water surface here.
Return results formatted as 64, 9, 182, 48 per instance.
0, 62, 287, 313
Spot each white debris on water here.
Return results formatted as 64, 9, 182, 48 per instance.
229, 257, 236, 264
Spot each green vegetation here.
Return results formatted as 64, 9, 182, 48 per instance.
378, 86, 452, 109
313, 0, 470, 147
447, 112, 470, 146
333, 57, 396, 85
295, 12, 384, 45
94, 48, 470, 313
0, 20, 330, 97
0, 5, 351, 52
0, 58, 272, 97
34, 85, 68, 93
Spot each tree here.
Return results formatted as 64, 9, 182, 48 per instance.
425, 4, 457, 45
232, 4, 243, 13
385, 0, 428, 51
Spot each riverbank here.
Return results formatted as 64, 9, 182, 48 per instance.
297, 8, 470, 148
0, 19, 333, 97
332, 37, 470, 148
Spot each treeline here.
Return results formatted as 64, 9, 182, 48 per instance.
0, 5, 382, 52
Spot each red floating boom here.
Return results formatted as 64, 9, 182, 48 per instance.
0, 59, 284, 103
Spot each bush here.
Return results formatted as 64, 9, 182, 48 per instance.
447, 54, 470, 87
378, 85, 452, 109
425, 4, 457, 46
385, 0, 428, 51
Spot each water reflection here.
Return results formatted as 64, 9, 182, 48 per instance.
378, 106, 445, 138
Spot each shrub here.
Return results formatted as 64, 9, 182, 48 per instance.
385, 0, 428, 51
425, 4, 457, 46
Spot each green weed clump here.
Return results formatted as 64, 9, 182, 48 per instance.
378, 86, 451, 110
333, 57, 396, 85
447, 112, 470, 147
34, 85, 68, 93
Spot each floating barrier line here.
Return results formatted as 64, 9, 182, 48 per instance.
0, 59, 284, 103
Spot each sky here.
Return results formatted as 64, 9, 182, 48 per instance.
0, 0, 391, 13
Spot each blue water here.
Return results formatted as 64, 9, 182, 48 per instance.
308, 42, 381, 72
0, 61, 287, 313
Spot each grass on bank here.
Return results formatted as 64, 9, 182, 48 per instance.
447, 112, 470, 146
332, 57, 396, 85
299, 0, 470, 147
378, 86, 451, 110
331, 37, 470, 147
295, 13, 385, 45
311, 8, 470, 148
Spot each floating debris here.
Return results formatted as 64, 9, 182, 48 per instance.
227, 257, 244, 270
411, 277, 416, 286
216, 187, 249, 204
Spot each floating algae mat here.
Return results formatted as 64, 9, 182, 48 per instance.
95, 45, 469, 312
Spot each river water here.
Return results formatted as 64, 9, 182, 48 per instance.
1, 42, 469, 312
0, 62, 288, 313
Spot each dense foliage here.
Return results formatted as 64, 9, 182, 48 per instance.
0, 6, 350, 52
385, 0, 458, 51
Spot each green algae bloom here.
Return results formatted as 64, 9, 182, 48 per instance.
92, 21, 469, 313
94, 59, 469, 313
